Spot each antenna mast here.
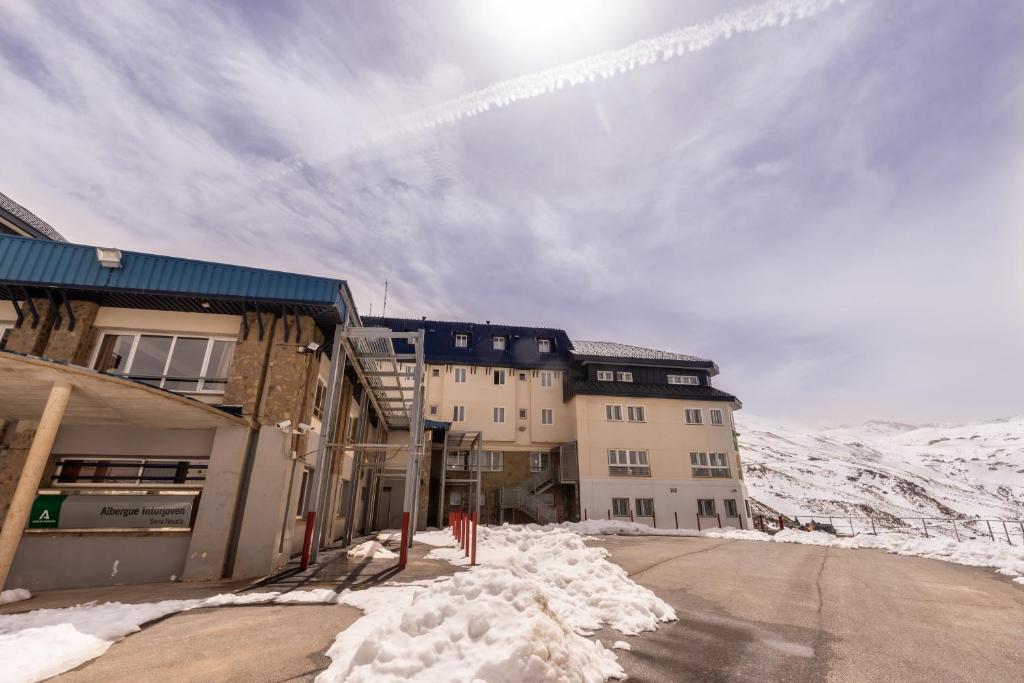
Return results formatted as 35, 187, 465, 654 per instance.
381, 280, 389, 317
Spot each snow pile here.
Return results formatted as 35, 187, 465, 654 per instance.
0, 589, 31, 606
563, 519, 1024, 583
319, 525, 676, 682
0, 589, 339, 682
347, 541, 397, 559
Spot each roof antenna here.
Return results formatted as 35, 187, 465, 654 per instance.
368, 302, 373, 317
381, 280, 389, 317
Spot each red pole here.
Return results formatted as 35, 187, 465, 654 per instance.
398, 511, 410, 569
778, 514, 785, 531
738, 513, 743, 530
463, 513, 469, 555
716, 513, 722, 529
629, 510, 634, 523
607, 509, 610, 520
300, 511, 317, 570
584, 508, 588, 521
696, 514, 702, 532
453, 512, 459, 542
674, 511, 679, 529
652, 509, 657, 529
471, 512, 478, 565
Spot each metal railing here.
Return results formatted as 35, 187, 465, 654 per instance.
755, 513, 1024, 545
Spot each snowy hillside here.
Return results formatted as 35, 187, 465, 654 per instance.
736, 415, 1024, 528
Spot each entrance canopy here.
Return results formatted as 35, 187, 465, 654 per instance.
0, 351, 247, 428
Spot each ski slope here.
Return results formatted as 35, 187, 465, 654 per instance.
737, 414, 1024, 526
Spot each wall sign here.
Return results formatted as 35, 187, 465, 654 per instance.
28, 493, 197, 530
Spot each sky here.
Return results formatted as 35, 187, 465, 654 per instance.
1, 0, 1022, 424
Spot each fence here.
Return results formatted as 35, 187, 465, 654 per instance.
754, 513, 1024, 545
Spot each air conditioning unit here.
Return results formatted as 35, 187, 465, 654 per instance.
95, 247, 123, 268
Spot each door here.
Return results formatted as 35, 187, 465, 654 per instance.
378, 486, 392, 529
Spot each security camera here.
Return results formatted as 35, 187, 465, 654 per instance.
297, 341, 321, 354
276, 419, 292, 430
296, 423, 313, 434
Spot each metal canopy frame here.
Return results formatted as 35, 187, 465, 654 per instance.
339, 327, 421, 429
437, 430, 483, 529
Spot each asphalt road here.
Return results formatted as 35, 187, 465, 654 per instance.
589, 536, 1024, 683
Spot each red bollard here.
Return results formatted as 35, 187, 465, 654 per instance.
696, 514, 702, 532
471, 512, 478, 565
607, 509, 610, 520
630, 510, 634, 523
300, 511, 317, 570
453, 512, 460, 542
399, 511, 410, 569
674, 511, 679, 529
716, 513, 722, 528
584, 508, 588, 521
463, 513, 470, 556
778, 514, 785, 531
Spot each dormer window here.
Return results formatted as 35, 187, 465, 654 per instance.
596, 370, 614, 381
668, 375, 699, 385
617, 372, 633, 382
493, 336, 506, 350
454, 333, 469, 348
538, 338, 552, 353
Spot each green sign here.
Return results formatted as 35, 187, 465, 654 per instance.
29, 494, 67, 529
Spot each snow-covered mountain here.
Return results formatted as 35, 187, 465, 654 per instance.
736, 415, 1024, 529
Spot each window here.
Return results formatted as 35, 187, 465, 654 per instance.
541, 408, 553, 425
745, 500, 752, 519
608, 449, 650, 476
616, 371, 633, 382
295, 469, 311, 517
627, 405, 646, 422
635, 498, 654, 517
724, 499, 739, 518
454, 333, 469, 348
690, 452, 730, 478
477, 451, 503, 471
540, 371, 554, 387
710, 409, 724, 425
493, 336, 506, 350
596, 370, 614, 382
92, 333, 235, 393
312, 378, 327, 420
449, 491, 462, 505
605, 404, 623, 421
530, 452, 549, 472
668, 375, 700, 385
429, 405, 439, 416
53, 458, 206, 487
432, 368, 440, 377
519, 372, 527, 381
493, 369, 506, 385
612, 498, 630, 517
447, 451, 469, 471
493, 407, 505, 423
0, 324, 11, 350
454, 367, 467, 383
698, 499, 716, 517
453, 405, 466, 422
684, 408, 703, 425
519, 409, 528, 419
538, 338, 552, 353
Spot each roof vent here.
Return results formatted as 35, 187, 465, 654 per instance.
95, 247, 123, 269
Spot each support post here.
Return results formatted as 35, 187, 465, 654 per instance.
849, 517, 855, 536
986, 520, 995, 541
0, 381, 72, 589
779, 514, 785, 531
404, 329, 426, 547
674, 511, 679, 529
584, 508, 588, 521
870, 518, 877, 535
951, 519, 961, 542
696, 514, 702, 532
606, 509, 610, 521
307, 322, 347, 564
300, 511, 316, 570
922, 518, 929, 538
717, 513, 722, 529
341, 390, 370, 547
1002, 521, 1012, 545
471, 512, 478, 566
398, 512, 410, 569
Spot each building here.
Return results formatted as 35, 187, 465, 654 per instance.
366, 317, 750, 531
0, 233, 425, 591
0, 191, 67, 242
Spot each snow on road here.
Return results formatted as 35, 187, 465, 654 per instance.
320, 525, 676, 682
562, 519, 1024, 582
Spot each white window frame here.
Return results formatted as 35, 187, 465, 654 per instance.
493, 369, 506, 385
476, 451, 503, 471
616, 371, 633, 382
537, 338, 552, 353
51, 456, 207, 489
635, 498, 655, 517
668, 375, 700, 385
608, 449, 650, 477
697, 499, 717, 518
493, 336, 506, 350
492, 406, 505, 423
626, 405, 646, 422
431, 367, 440, 377
540, 371, 554, 388
453, 405, 466, 422
724, 499, 739, 518
312, 377, 327, 420
429, 405, 439, 416
529, 452, 549, 472
684, 408, 703, 425
541, 408, 553, 425
605, 404, 623, 421
596, 370, 614, 382
90, 331, 235, 394
454, 367, 468, 383
454, 333, 469, 348
710, 409, 724, 425
690, 452, 730, 478
611, 497, 630, 517
519, 409, 528, 420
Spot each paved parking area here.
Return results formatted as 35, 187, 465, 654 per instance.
589, 536, 1024, 682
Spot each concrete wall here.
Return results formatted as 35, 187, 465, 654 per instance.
231, 426, 292, 579
578, 478, 751, 530
8, 534, 191, 590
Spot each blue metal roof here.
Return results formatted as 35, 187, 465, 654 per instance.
0, 233, 346, 308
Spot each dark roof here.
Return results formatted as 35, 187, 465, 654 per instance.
0, 232, 350, 339
0, 191, 67, 242
567, 381, 740, 405
364, 317, 571, 369
571, 339, 717, 373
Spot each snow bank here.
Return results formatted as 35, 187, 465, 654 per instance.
318, 525, 676, 682
561, 520, 1024, 582
0, 589, 31, 606
347, 541, 398, 559
0, 589, 339, 682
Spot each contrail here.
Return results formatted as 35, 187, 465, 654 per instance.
368, 0, 851, 142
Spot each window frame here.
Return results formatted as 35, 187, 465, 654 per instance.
616, 371, 633, 382
312, 377, 327, 420
611, 497, 631, 517
608, 449, 650, 477
684, 408, 703, 425
529, 451, 549, 472
668, 374, 700, 385
710, 409, 724, 425
0, 323, 11, 350
52, 456, 207, 489
541, 408, 553, 425
492, 406, 505, 423
453, 367, 468, 383
90, 331, 235, 394
605, 404, 623, 421
724, 499, 739, 518
540, 371, 554, 387
493, 369, 506, 385
690, 451, 730, 478
697, 499, 716, 518
454, 333, 469, 348
492, 335, 507, 350
429, 405, 439, 416
537, 338, 552, 353
452, 405, 466, 422
596, 370, 614, 382
635, 498, 655, 517
626, 405, 646, 422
